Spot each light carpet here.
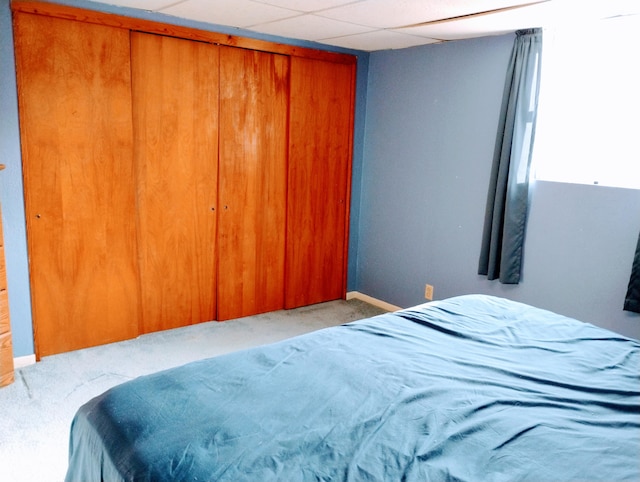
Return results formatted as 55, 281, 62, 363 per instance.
0, 299, 387, 482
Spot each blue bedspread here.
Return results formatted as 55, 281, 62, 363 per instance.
65, 295, 640, 481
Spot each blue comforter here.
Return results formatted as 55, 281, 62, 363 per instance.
65, 295, 640, 481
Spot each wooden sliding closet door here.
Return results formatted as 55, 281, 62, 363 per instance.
14, 13, 140, 357
285, 58, 355, 309
131, 33, 219, 333
217, 47, 289, 320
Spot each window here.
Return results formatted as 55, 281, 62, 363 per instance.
533, 14, 640, 190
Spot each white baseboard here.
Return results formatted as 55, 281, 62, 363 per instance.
14, 354, 36, 369
346, 291, 402, 312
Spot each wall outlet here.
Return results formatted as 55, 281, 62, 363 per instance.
424, 284, 434, 300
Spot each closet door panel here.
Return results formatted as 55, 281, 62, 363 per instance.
14, 13, 139, 356
218, 47, 289, 320
285, 58, 355, 308
131, 33, 219, 333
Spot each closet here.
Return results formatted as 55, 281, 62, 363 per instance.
12, 3, 355, 358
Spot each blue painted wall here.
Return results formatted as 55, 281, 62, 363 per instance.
0, 0, 368, 357
357, 34, 640, 339
0, 0, 32, 358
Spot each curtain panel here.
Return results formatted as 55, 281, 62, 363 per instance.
478, 28, 542, 284
624, 232, 640, 313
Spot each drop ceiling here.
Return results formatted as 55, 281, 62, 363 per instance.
90, 0, 640, 51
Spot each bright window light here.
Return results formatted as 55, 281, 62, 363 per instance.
533, 14, 640, 190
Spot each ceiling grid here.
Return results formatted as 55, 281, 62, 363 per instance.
92, 0, 640, 50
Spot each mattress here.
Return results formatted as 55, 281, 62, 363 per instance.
65, 295, 640, 481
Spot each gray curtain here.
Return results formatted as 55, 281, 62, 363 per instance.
478, 29, 542, 284
624, 232, 640, 313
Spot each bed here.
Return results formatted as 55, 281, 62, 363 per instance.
65, 295, 640, 481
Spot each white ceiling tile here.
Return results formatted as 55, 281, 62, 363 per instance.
398, 0, 637, 40
397, 1, 553, 40
252, 14, 373, 41
321, 29, 441, 51
160, 0, 299, 28
82, 0, 640, 51
397, 21, 513, 42
316, 0, 545, 29
548, 0, 640, 25
251, 0, 361, 13
96, 0, 178, 9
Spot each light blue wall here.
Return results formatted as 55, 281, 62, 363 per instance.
0, 0, 368, 357
0, 0, 33, 358
357, 34, 640, 339
348, 54, 369, 294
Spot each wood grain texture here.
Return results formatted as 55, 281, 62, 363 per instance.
217, 47, 289, 320
0, 332, 14, 387
14, 13, 139, 357
0, 216, 13, 386
132, 33, 219, 333
285, 57, 356, 309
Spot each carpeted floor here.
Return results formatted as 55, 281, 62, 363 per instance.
0, 299, 387, 482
